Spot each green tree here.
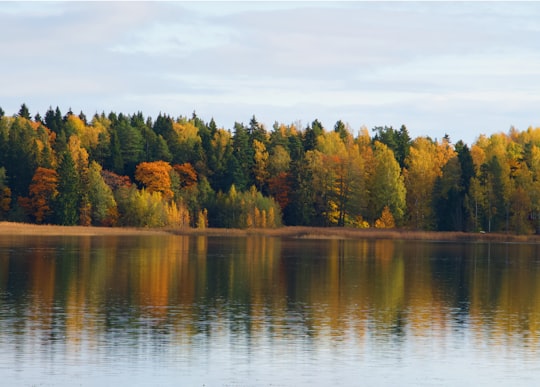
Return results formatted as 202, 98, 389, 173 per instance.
0, 167, 11, 220
6, 117, 40, 198
44, 106, 64, 134
432, 156, 464, 231
303, 119, 323, 152
334, 120, 349, 141
108, 129, 124, 174
18, 103, 31, 120
115, 115, 144, 176
231, 122, 254, 190
54, 152, 80, 225
248, 115, 268, 146
372, 125, 411, 168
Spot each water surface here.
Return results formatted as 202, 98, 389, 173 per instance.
1, 234, 539, 386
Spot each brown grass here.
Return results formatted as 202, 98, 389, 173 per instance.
170, 226, 540, 243
1, 222, 539, 242
0, 222, 169, 236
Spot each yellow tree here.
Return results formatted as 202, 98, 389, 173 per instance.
252, 139, 269, 191
305, 149, 334, 224
305, 131, 367, 226
87, 161, 118, 226
368, 141, 406, 224
527, 145, 540, 232
404, 137, 454, 229
375, 206, 396, 228
64, 114, 104, 150
473, 133, 513, 232
171, 119, 202, 164
321, 132, 365, 226
67, 135, 91, 225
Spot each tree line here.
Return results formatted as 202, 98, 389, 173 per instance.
0, 103, 539, 234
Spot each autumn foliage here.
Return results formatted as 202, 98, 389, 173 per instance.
375, 206, 396, 229
2, 105, 540, 233
135, 161, 174, 200
19, 167, 58, 223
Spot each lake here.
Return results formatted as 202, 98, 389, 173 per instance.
1, 234, 540, 386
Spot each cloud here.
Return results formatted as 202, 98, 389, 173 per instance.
2, 1, 540, 146
110, 23, 234, 57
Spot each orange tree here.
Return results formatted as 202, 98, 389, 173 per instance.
19, 167, 58, 223
135, 161, 174, 201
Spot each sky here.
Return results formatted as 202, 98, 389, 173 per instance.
2, 1, 540, 146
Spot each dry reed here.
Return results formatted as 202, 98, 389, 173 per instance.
1, 222, 538, 242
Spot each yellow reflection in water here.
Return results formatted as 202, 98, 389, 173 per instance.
2, 235, 540, 352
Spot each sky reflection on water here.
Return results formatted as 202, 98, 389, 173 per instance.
1, 235, 540, 386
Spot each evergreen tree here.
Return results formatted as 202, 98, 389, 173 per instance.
231, 122, 253, 190
372, 125, 411, 168
107, 129, 124, 174
456, 140, 475, 230
78, 111, 88, 125
45, 106, 63, 134
204, 118, 219, 175
456, 141, 475, 195
54, 152, 80, 225
248, 115, 268, 145
303, 119, 323, 152
18, 103, 31, 120
6, 118, 39, 198
116, 114, 144, 173
334, 120, 348, 141
0, 167, 11, 220
433, 156, 464, 231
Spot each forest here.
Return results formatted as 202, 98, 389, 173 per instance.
0, 103, 539, 234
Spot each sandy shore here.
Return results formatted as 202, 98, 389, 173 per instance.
0, 221, 539, 242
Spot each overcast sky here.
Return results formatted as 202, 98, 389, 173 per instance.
2, 1, 540, 146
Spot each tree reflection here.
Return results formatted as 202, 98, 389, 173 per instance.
1, 235, 540, 352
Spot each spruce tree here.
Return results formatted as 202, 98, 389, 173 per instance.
18, 103, 31, 120
54, 152, 80, 225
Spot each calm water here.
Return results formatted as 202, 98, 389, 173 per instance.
1, 234, 540, 386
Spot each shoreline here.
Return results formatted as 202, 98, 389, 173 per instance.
169, 226, 540, 243
1, 221, 539, 242
0, 222, 168, 236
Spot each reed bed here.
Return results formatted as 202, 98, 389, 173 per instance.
171, 226, 540, 243
0, 222, 168, 236
1, 222, 538, 242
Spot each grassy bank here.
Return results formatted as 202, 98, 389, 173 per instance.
1, 221, 539, 242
